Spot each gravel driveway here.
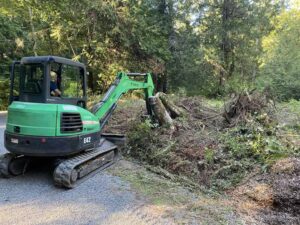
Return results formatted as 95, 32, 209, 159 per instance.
0, 112, 171, 225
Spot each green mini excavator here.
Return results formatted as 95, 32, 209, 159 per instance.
0, 56, 154, 188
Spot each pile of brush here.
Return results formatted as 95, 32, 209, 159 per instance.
223, 90, 275, 126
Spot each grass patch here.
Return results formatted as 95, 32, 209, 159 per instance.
109, 161, 192, 206
108, 160, 241, 224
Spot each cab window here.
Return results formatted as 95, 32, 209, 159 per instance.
21, 64, 44, 94
50, 63, 84, 98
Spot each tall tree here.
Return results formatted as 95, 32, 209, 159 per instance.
192, 0, 283, 94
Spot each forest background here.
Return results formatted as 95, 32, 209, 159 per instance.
0, 0, 299, 109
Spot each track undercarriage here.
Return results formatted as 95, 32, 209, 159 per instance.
0, 135, 124, 188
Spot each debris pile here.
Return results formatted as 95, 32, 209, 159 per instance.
223, 90, 275, 126
106, 92, 279, 185
104, 92, 299, 225
179, 96, 223, 129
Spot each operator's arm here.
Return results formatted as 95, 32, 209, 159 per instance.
50, 82, 61, 97
51, 88, 61, 97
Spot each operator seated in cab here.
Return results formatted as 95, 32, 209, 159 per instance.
50, 71, 61, 97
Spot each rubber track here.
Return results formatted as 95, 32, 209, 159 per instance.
0, 153, 15, 178
53, 138, 118, 188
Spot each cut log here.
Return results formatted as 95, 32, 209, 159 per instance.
156, 92, 184, 118
149, 96, 174, 129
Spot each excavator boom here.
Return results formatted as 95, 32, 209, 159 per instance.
91, 72, 154, 129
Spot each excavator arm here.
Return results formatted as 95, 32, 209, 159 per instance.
91, 72, 155, 129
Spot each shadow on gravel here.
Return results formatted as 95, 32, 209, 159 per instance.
0, 159, 58, 205
0, 160, 150, 225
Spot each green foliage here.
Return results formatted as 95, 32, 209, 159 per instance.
222, 123, 289, 165
204, 148, 215, 165
167, 0, 283, 96
259, 7, 300, 100
0, 78, 10, 110
63, 81, 78, 98
127, 120, 176, 168
0, 1, 296, 104
127, 121, 156, 161
285, 99, 300, 114
209, 116, 299, 191
0, 16, 27, 64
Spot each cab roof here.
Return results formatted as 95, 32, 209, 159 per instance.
21, 56, 85, 68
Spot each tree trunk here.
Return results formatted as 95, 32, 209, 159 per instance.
87, 70, 94, 92
28, 7, 37, 56
156, 92, 183, 118
149, 96, 173, 129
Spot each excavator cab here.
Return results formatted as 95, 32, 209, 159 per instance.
10, 56, 87, 108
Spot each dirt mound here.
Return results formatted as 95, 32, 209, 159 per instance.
267, 158, 300, 222
232, 157, 300, 225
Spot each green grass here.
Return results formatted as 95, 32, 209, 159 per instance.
108, 161, 241, 224
109, 162, 192, 206
278, 99, 300, 116
205, 98, 224, 109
